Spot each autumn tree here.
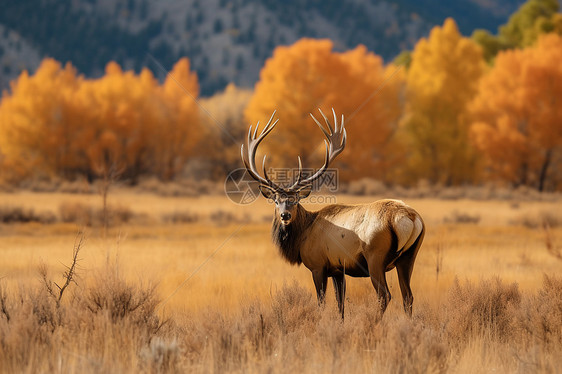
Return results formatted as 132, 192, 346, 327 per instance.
400, 18, 486, 186
0, 57, 200, 183
154, 58, 201, 181
245, 38, 404, 183
198, 83, 253, 178
0, 58, 84, 180
79, 62, 160, 182
470, 33, 562, 191
472, 0, 561, 61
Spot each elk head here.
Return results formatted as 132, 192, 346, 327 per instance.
241, 109, 347, 226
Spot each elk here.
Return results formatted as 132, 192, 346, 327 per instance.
241, 109, 425, 317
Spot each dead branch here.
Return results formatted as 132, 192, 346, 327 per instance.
39, 263, 57, 300
40, 232, 85, 307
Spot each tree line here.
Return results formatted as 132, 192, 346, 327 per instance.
1, 0, 561, 190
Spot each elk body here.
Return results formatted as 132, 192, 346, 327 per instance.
241, 110, 425, 317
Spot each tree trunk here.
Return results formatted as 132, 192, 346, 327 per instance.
538, 149, 553, 192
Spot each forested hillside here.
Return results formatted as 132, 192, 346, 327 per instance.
0, 0, 527, 95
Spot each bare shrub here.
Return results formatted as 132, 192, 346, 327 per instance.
24, 178, 61, 192
137, 177, 219, 197
516, 275, 562, 349
511, 210, 562, 229
379, 315, 448, 373
145, 181, 200, 197
443, 210, 481, 224
209, 209, 238, 226
59, 202, 133, 227
108, 205, 134, 225
178, 282, 321, 372
137, 177, 169, 195
346, 178, 388, 196
0, 257, 169, 372
58, 179, 94, 194
162, 211, 199, 224
446, 277, 521, 342
464, 185, 495, 200
82, 266, 160, 330
0, 205, 56, 224
59, 201, 93, 225
270, 282, 320, 334
436, 187, 466, 200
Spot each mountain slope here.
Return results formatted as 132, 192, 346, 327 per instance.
0, 0, 528, 95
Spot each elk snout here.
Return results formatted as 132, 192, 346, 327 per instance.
280, 211, 292, 223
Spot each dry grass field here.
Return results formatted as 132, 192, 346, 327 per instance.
0, 188, 561, 373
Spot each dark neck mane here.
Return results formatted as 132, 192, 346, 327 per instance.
271, 205, 316, 265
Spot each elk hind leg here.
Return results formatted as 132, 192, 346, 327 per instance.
369, 267, 391, 314
395, 231, 424, 316
332, 272, 346, 318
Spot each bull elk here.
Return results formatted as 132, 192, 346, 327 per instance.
241, 109, 425, 317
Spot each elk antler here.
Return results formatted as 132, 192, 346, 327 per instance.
288, 108, 346, 191
240, 111, 282, 190
241, 109, 346, 192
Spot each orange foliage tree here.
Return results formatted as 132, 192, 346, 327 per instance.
245, 38, 404, 183
79, 62, 161, 181
155, 58, 200, 180
400, 18, 486, 186
470, 33, 562, 191
0, 57, 200, 182
0, 59, 83, 180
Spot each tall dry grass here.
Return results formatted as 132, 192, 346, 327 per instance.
1, 267, 561, 373
1, 191, 562, 372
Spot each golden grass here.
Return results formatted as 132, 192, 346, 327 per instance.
0, 190, 561, 372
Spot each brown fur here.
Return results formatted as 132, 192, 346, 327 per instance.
268, 199, 424, 317
272, 205, 316, 265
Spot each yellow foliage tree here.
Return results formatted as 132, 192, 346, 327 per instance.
401, 18, 486, 185
470, 33, 562, 191
198, 83, 253, 178
245, 38, 404, 183
155, 58, 200, 180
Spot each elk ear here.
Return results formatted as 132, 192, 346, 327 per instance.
297, 184, 313, 200
259, 185, 276, 200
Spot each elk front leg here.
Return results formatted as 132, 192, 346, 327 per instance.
332, 272, 346, 318
312, 269, 328, 305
